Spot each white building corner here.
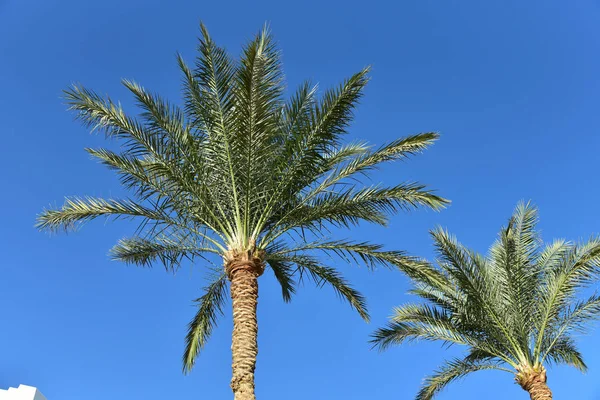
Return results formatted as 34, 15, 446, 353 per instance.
0, 385, 47, 400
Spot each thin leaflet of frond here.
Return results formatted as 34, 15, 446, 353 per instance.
321, 141, 370, 170
391, 303, 460, 328
505, 204, 541, 351
269, 253, 369, 321
532, 239, 570, 358
463, 348, 501, 363
265, 81, 316, 180
171, 61, 236, 228
543, 336, 587, 372
490, 232, 525, 337
483, 239, 532, 362
262, 69, 370, 225
155, 227, 223, 254
234, 27, 283, 184
371, 319, 472, 350
110, 235, 219, 271
177, 54, 210, 133
487, 237, 510, 302
511, 201, 541, 269
233, 27, 285, 238
541, 294, 600, 363
121, 79, 196, 162
277, 81, 317, 144
391, 304, 514, 365
416, 358, 511, 400
394, 258, 462, 305
410, 286, 454, 310
198, 130, 241, 239
64, 85, 168, 159
287, 69, 370, 190
266, 81, 318, 183
535, 239, 600, 354
536, 239, 570, 274
85, 149, 196, 220
254, 139, 370, 235
195, 24, 236, 133
469, 258, 520, 348
86, 148, 169, 200
467, 253, 527, 363
265, 258, 296, 302
192, 24, 242, 240
464, 331, 519, 367
391, 262, 459, 306
306, 133, 441, 201
260, 189, 390, 246
65, 85, 224, 233
409, 283, 462, 315
567, 238, 600, 286
433, 229, 494, 308
432, 228, 528, 363
262, 241, 298, 302
265, 183, 445, 246
139, 157, 234, 240
268, 238, 404, 271
183, 273, 228, 373
309, 68, 370, 144
36, 197, 175, 233
398, 305, 506, 361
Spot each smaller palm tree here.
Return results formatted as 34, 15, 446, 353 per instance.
372, 201, 600, 400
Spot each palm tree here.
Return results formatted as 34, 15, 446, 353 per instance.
36, 24, 448, 400
372, 201, 600, 400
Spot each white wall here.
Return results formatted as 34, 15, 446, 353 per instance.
0, 385, 47, 400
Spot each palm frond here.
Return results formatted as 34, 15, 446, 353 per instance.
121, 79, 193, 155
430, 226, 528, 361
371, 308, 472, 351
36, 197, 169, 233
544, 336, 587, 372
416, 358, 510, 400
268, 68, 371, 208
63, 85, 167, 158
540, 294, 600, 362
269, 239, 406, 271
488, 202, 540, 361
269, 253, 369, 321
272, 183, 446, 238
534, 238, 600, 357
110, 236, 219, 271
309, 132, 442, 198
267, 258, 296, 302
183, 273, 228, 373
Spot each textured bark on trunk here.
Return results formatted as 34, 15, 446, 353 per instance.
226, 249, 264, 400
516, 365, 552, 400
525, 380, 552, 400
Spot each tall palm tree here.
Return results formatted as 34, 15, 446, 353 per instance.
36, 24, 448, 400
372, 201, 600, 400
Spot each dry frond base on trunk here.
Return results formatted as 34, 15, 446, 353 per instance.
516, 365, 553, 400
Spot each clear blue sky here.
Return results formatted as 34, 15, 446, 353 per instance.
1, 0, 600, 399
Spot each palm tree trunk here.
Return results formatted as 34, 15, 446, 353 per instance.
525, 380, 552, 400
227, 250, 264, 400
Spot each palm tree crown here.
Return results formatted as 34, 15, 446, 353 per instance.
36, 22, 447, 394
372, 201, 600, 400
